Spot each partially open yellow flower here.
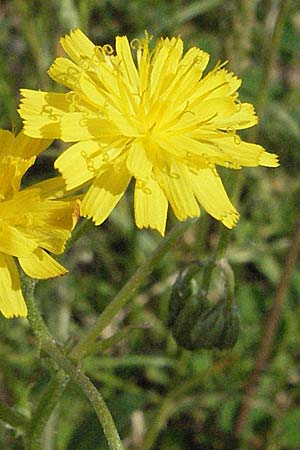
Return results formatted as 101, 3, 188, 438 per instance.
0, 129, 77, 318
19, 30, 279, 235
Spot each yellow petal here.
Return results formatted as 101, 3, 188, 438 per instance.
49, 57, 84, 90
179, 46, 209, 77
160, 47, 209, 108
24, 199, 75, 254
32, 176, 68, 199
14, 129, 52, 158
159, 133, 277, 170
210, 137, 279, 168
19, 90, 69, 139
79, 75, 110, 109
0, 188, 40, 217
60, 29, 96, 66
193, 97, 237, 120
92, 59, 120, 98
0, 154, 35, 198
115, 36, 139, 88
190, 68, 241, 105
191, 168, 239, 228
157, 161, 200, 221
150, 37, 183, 102
169, 97, 238, 134
137, 37, 150, 96
19, 248, 68, 279
81, 163, 131, 225
134, 177, 168, 236
59, 113, 117, 142
216, 103, 258, 130
19, 89, 70, 114
49, 58, 110, 111
0, 129, 14, 158
258, 150, 279, 167
126, 141, 153, 180
0, 187, 75, 255
29, 197, 75, 232
55, 140, 104, 189
0, 223, 37, 257
0, 253, 27, 318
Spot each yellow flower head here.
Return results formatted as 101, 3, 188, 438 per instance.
0, 129, 78, 319
19, 30, 279, 235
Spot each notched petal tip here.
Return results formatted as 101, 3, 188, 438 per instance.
222, 210, 240, 229
2, 307, 28, 319
136, 221, 166, 237
259, 151, 279, 168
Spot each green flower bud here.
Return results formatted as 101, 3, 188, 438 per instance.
190, 300, 240, 350
168, 260, 240, 351
168, 263, 203, 329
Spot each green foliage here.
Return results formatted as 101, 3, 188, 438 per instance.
1, 1, 300, 449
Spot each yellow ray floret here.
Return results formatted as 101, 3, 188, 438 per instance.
0, 129, 78, 319
0, 254, 27, 319
19, 29, 279, 235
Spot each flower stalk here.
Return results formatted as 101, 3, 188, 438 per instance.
22, 275, 124, 450
25, 370, 69, 450
71, 218, 194, 360
19, 217, 194, 449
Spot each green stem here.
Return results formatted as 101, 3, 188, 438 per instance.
143, 398, 174, 450
200, 221, 229, 294
0, 400, 28, 430
143, 352, 230, 450
42, 343, 123, 450
218, 258, 235, 307
21, 219, 193, 449
88, 324, 148, 355
65, 218, 92, 251
22, 277, 124, 450
25, 370, 69, 450
22, 219, 194, 448
71, 219, 195, 360
142, 363, 211, 450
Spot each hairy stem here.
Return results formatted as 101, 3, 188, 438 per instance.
25, 370, 69, 450
23, 219, 194, 449
23, 277, 123, 450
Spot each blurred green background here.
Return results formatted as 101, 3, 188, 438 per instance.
1, 1, 300, 449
